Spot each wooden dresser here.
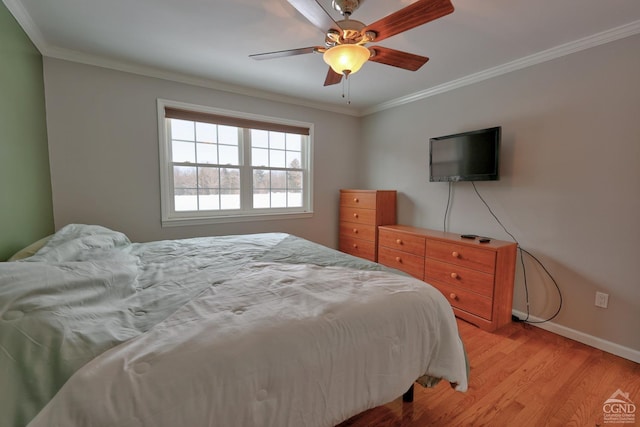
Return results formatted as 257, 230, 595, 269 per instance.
339, 190, 396, 262
378, 224, 517, 331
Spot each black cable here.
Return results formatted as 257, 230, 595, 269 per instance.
470, 182, 530, 318
471, 182, 562, 324
518, 247, 563, 323
443, 181, 452, 232
471, 182, 517, 242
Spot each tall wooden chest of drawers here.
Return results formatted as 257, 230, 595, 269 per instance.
339, 190, 396, 262
378, 224, 517, 331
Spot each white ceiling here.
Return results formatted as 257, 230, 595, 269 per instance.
6, 0, 640, 115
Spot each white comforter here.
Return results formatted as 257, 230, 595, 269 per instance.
3, 225, 467, 427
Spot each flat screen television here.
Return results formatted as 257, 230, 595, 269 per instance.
429, 126, 501, 182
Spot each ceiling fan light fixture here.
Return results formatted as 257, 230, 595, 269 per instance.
323, 44, 370, 76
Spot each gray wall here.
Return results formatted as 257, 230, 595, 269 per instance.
0, 2, 54, 261
361, 34, 640, 354
43, 58, 362, 248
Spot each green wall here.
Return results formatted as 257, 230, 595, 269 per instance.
0, 2, 54, 261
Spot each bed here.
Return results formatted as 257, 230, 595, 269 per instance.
1, 224, 468, 427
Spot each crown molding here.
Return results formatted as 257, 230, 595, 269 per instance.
363, 20, 640, 116
2, 0, 48, 52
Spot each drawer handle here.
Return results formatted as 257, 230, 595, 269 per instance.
353, 197, 359, 203
353, 213, 358, 218
452, 251, 460, 258
353, 243, 358, 249
395, 256, 402, 263
450, 272, 459, 279
396, 239, 403, 245
449, 293, 457, 300
353, 228, 358, 234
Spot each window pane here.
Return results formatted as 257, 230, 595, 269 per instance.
252, 148, 269, 167
220, 189, 240, 209
287, 171, 303, 190
251, 129, 269, 148
253, 189, 269, 208
172, 140, 195, 163
253, 169, 269, 190
174, 188, 197, 211
196, 122, 216, 143
198, 167, 219, 188
219, 144, 239, 165
270, 149, 286, 168
171, 119, 194, 141
287, 190, 303, 207
286, 150, 301, 168
174, 166, 197, 188
286, 134, 302, 151
270, 132, 285, 150
218, 125, 238, 145
199, 188, 219, 210
197, 143, 218, 164
270, 191, 287, 208
271, 170, 286, 189
220, 168, 240, 190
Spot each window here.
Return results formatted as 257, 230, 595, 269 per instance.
158, 100, 313, 226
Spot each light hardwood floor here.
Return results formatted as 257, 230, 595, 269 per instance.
339, 319, 639, 427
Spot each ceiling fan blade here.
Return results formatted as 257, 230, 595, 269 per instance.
287, 0, 341, 32
249, 47, 321, 60
368, 46, 429, 71
324, 68, 343, 86
365, 0, 454, 43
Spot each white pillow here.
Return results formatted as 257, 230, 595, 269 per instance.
8, 236, 52, 261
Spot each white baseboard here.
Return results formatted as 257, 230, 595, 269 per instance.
511, 310, 640, 364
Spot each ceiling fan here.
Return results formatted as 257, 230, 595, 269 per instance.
250, 0, 454, 86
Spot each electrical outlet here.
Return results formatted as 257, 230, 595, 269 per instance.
595, 292, 609, 308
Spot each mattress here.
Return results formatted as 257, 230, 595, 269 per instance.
0, 224, 468, 427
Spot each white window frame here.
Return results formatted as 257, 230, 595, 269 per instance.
157, 99, 314, 227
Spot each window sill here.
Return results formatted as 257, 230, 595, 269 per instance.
161, 211, 314, 227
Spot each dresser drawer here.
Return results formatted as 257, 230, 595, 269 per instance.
378, 247, 425, 280
379, 228, 426, 257
339, 236, 376, 261
425, 259, 494, 298
429, 281, 493, 320
339, 223, 376, 242
426, 240, 496, 274
340, 191, 377, 209
339, 208, 377, 225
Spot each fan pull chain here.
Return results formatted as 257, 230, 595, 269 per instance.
341, 73, 351, 104
342, 76, 347, 102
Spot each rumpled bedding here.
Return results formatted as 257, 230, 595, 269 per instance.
0, 224, 468, 427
